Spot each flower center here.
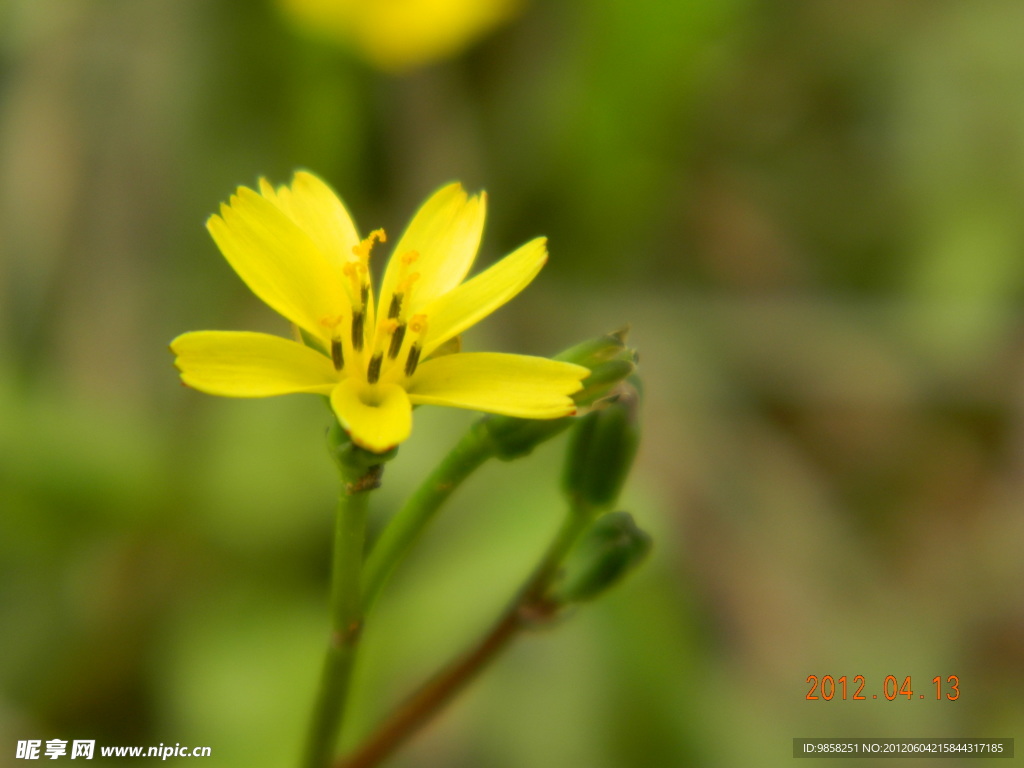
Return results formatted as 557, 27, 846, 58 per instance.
367, 250, 429, 384
318, 236, 429, 384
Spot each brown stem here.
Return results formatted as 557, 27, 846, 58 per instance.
333, 518, 581, 768
334, 606, 524, 768
335, 511, 585, 768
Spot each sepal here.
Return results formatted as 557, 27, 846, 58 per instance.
326, 421, 398, 485
552, 511, 652, 603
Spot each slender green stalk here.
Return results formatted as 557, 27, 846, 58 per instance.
361, 424, 496, 612
336, 503, 593, 768
302, 465, 381, 768
519, 504, 594, 599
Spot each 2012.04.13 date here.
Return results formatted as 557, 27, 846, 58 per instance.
806, 675, 959, 701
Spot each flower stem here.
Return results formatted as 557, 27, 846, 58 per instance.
302, 464, 382, 768
336, 503, 592, 768
361, 423, 495, 613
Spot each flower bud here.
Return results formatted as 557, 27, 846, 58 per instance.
553, 512, 652, 603
481, 414, 574, 461
556, 328, 636, 408
482, 331, 638, 461
562, 381, 640, 511
572, 358, 636, 408
554, 327, 631, 368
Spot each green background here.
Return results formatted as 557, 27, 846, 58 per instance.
2, 1, 1023, 765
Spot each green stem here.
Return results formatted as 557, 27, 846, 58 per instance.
360, 423, 495, 613
302, 465, 381, 768
520, 502, 593, 599
336, 502, 593, 768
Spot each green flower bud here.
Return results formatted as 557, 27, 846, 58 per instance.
573, 359, 636, 408
562, 381, 640, 510
554, 512, 652, 603
557, 328, 636, 408
482, 414, 575, 461
482, 331, 638, 461
554, 327, 631, 367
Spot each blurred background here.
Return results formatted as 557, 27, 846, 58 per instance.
2, 0, 1024, 765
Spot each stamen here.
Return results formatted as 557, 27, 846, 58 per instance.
404, 344, 422, 377
388, 323, 407, 359
320, 315, 344, 330
409, 314, 428, 335
321, 316, 346, 368
386, 252, 421, 321
331, 338, 344, 371
387, 293, 403, 320
352, 228, 386, 261
352, 310, 365, 351
343, 262, 364, 307
404, 314, 429, 377
367, 352, 383, 384
345, 229, 384, 314
398, 272, 420, 296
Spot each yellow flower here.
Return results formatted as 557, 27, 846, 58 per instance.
279, 0, 523, 72
171, 172, 588, 453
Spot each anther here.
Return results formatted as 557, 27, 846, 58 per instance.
388, 323, 407, 359
404, 344, 422, 377
352, 311, 365, 351
388, 272, 421, 320
367, 352, 383, 384
403, 314, 428, 377
388, 293, 403, 320
331, 338, 344, 371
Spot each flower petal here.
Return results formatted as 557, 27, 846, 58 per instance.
407, 352, 588, 418
420, 237, 547, 357
171, 331, 337, 396
330, 379, 413, 452
378, 183, 486, 316
265, 171, 362, 276
208, 186, 348, 340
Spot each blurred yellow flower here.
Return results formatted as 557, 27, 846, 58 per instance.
279, 0, 523, 71
172, 172, 587, 453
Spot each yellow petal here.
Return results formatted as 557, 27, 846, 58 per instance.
378, 183, 486, 317
258, 177, 282, 205
330, 379, 413, 452
171, 331, 337, 396
279, 0, 522, 73
356, 0, 521, 72
407, 352, 588, 418
266, 171, 362, 277
207, 186, 348, 340
420, 237, 547, 357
